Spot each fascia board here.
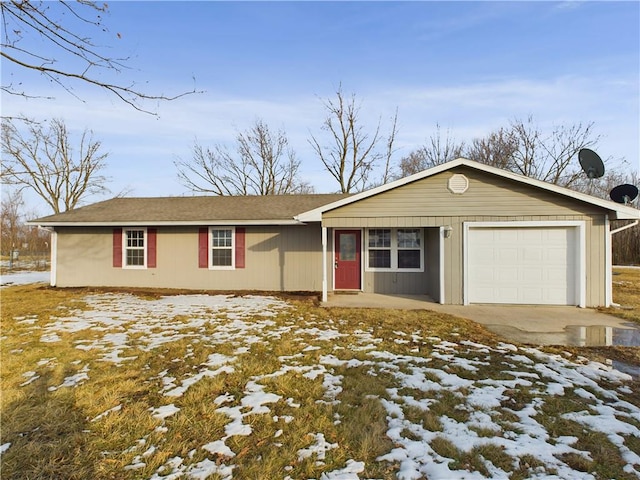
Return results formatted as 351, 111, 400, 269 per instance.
26, 219, 305, 227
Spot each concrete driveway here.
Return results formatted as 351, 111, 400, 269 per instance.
324, 293, 640, 346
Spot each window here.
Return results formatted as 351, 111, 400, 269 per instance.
198, 227, 245, 270
113, 228, 156, 269
210, 227, 235, 269
397, 229, 421, 269
366, 228, 423, 271
124, 228, 146, 268
368, 229, 391, 268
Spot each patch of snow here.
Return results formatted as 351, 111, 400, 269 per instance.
48, 364, 89, 391
320, 459, 366, 479
91, 405, 122, 422
1, 270, 50, 287
202, 440, 235, 458
149, 404, 180, 420
297, 433, 338, 462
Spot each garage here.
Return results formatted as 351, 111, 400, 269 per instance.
465, 222, 583, 306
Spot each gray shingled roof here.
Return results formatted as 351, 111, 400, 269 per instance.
31, 194, 350, 226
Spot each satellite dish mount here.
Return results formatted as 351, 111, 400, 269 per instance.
578, 148, 605, 179
610, 184, 639, 205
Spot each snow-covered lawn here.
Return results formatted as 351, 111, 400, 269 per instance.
0, 270, 50, 287
2, 290, 639, 480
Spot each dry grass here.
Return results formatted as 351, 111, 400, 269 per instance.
1, 284, 639, 480
599, 267, 640, 324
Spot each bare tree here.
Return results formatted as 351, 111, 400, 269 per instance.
466, 116, 600, 188
175, 119, 312, 196
398, 124, 464, 177
1, 117, 109, 213
465, 127, 519, 171
309, 85, 399, 193
0, 189, 24, 257
1, 1, 196, 115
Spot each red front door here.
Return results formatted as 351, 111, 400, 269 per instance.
335, 230, 361, 290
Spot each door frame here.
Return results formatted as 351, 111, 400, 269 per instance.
462, 221, 586, 307
333, 228, 363, 291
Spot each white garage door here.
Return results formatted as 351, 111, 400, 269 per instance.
467, 226, 578, 305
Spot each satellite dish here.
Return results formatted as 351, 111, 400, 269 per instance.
610, 184, 639, 205
579, 148, 605, 179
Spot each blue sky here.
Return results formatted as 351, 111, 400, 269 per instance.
2, 1, 639, 214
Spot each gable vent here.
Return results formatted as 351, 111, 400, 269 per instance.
448, 174, 469, 194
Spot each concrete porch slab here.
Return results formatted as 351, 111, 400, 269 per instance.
324, 292, 640, 346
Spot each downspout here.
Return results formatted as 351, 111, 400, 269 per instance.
609, 219, 639, 307
39, 226, 56, 287
605, 215, 612, 307
611, 220, 639, 235
322, 226, 328, 302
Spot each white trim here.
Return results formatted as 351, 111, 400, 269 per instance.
605, 215, 612, 307
50, 230, 57, 287
611, 220, 639, 234
577, 223, 586, 308
439, 226, 445, 304
364, 228, 424, 272
295, 158, 640, 222
122, 227, 148, 269
209, 226, 236, 270
322, 226, 328, 302
332, 229, 363, 291
463, 221, 586, 307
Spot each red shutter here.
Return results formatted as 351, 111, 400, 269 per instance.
198, 227, 208, 268
147, 228, 157, 268
235, 227, 245, 268
113, 228, 123, 267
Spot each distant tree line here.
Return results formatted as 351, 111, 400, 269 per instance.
0, 190, 50, 267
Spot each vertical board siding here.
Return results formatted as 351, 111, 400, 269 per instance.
112, 228, 122, 268
363, 271, 427, 294
425, 228, 441, 301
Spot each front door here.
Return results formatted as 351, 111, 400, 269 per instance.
335, 230, 361, 290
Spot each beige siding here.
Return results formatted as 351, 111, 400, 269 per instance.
351, 215, 604, 306
55, 225, 324, 292
363, 271, 427, 295
425, 227, 441, 302
323, 167, 600, 223
321, 168, 609, 307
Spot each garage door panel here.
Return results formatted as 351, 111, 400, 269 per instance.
468, 226, 578, 305
498, 248, 519, 263
521, 267, 543, 282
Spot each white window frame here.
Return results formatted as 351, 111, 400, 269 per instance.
123, 227, 147, 269
365, 228, 424, 272
209, 226, 235, 270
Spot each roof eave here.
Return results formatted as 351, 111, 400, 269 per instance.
295, 158, 640, 221
27, 219, 305, 227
